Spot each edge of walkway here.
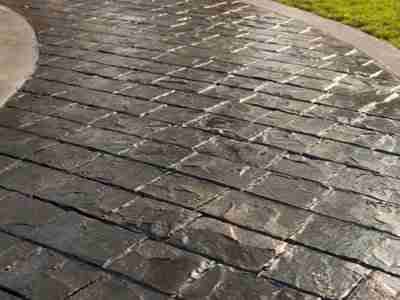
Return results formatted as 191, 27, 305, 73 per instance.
0, 5, 38, 107
244, 0, 400, 79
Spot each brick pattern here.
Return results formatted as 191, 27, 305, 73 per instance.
0, 0, 400, 299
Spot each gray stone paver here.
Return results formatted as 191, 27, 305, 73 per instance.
0, 0, 400, 299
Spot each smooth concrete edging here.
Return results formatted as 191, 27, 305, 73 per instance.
244, 0, 400, 79
0, 5, 38, 107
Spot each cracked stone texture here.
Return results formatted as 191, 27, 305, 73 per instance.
0, 0, 400, 298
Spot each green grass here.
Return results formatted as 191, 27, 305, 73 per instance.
277, 0, 400, 48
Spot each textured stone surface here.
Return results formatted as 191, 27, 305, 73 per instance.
110, 239, 210, 294
0, 192, 65, 237
70, 277, 170, 300
169, 217, 285, 271
201, 190, 311, 238
264, 245, 369, 299
349, 272, 400, 300
140, 173, 227, 209
0, 0, 400, 298
181, 265, 320, 299
29, 212, 146, 265
0, 244, 103, 300
0, 291, 20, 300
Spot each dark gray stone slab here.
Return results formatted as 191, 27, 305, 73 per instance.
38, 176, 136, 216
75, 154, 165, 190
110, 239, 210, 294
92, 113, 169, 137
149, 126, 214, 149
31, 212, 145, 265
0, 291, 21, 300
293, 214, 387, 265
259, 82, 324, 102
8, 94, 70, 116
0, 162, 75, 195
0, 107, 45, 129
31, 143, 100, 171
196, 136, 282, 168
201, 85, 256, 101
66, 127, 142, 154
264, 245, 369, 299
201, 190, 311, 239
52, 103, 109, 125
253, 128, 320, 153
70, 277, 170, 300
270, 153, 345, 183
181, 265, 320, 299
349, 272, 400, 300
124, 140, 192, 167
209, 102, 270, 122
357, 116, 400, 136
0, 128, 55, 160
191, 114, 266, 140
110, 196, 200, 239
148, 106, 204, 125
23, 117, 83, 139
322, 124, 385, 149
0, 156, 18, 173
176, 153, 267, 189
314, 190, 400, 237
157, 90, 222, 110
0, 192, 65, 237
0, 244, 103, 300
250, 173, 327, 208
169, 217, 285, 271
309, 140, 386, 173
140, 173, 227, 209
0, 232, 20, 255
244, 93, 313, 114
329, 167, 400, 203
2, 0, 400, 298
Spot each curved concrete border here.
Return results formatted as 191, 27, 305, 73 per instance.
0, 5, 38, 107
244, 0, 400, 79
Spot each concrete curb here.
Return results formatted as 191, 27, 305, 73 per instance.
0, 5, 38, 107
243, 0, 400, 79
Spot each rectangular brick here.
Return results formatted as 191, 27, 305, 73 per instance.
196, 136, 282, 168
191, 114, 266, 140
0, 244, 103, 300
169, 217, 285, 271
201, 190, 311, 239
176, 153, 267, 189
263, 245, 369, 299
31, 212, 145, 265
250, 173, 327, 208
92, 113, 169, 137
110, 239, 210, 294
70, 277, 169, 300
75, 154, 165, 189
140, 173, 227, 208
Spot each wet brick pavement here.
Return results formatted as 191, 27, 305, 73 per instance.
0, 0, 400, 299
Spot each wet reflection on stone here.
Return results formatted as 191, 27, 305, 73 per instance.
169, 217, 285, 271
263, 245, 369, 299
181, 265, 320, 299
1, 0, 400, 298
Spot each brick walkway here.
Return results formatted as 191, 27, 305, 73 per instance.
1, 0, 400, 299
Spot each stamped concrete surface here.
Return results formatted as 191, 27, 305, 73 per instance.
244, 0, 400, 79
0, 0, 400, 299
0, 5, 37, 107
